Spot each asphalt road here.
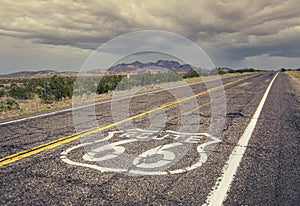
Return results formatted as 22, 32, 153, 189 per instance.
0, 72, 299, 205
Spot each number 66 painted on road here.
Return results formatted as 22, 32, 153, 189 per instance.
61, 130, 221, 175
83, 139, 182, 169
82, 139, 136, 162
133, 142, 182, 169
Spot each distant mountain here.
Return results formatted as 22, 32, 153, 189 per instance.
217, 67, 233, 73
0, 60, 212, 78
0, 70, 78, 79
105, 60, 199, 74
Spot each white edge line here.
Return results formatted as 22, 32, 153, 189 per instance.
0, 74, 249, 126
203, 72, 279, 206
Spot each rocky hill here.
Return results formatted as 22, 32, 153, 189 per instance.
0, 60, 212, 78
103, 60, 201, 74
0, 70, 78, 79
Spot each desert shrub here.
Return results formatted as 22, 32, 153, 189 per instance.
0, 98, 19, 111
8, 86, 34, 100
5, 98, 19, 110
0, 90, 5, 97
182, 70, 200, 78
281, 68, 287, 72
97, 75, 124, 94
40, 76, 74, 101
96, 72, 182, 94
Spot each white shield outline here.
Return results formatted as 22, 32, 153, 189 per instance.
61, 129, 221, 175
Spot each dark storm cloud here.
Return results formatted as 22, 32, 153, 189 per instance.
0, 0, 299, 70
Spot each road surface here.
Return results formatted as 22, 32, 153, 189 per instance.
0, 72, 299, 205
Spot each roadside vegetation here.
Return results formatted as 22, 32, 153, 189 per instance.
282, 68, 300, 79
182, 67, 262, 78
0, 68, 261, 119
0, 75, 75, 116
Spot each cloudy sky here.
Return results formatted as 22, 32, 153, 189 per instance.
0, 0, 299, 74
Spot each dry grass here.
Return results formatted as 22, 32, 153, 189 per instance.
0, 93, 112, 120
0, 96, 70, 119
286, 71, 300, 95
286, 70, 300, 79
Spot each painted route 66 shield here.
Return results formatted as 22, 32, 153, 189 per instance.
61, 129, 220, 175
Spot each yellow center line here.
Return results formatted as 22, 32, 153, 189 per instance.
0, 75, 251, 167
